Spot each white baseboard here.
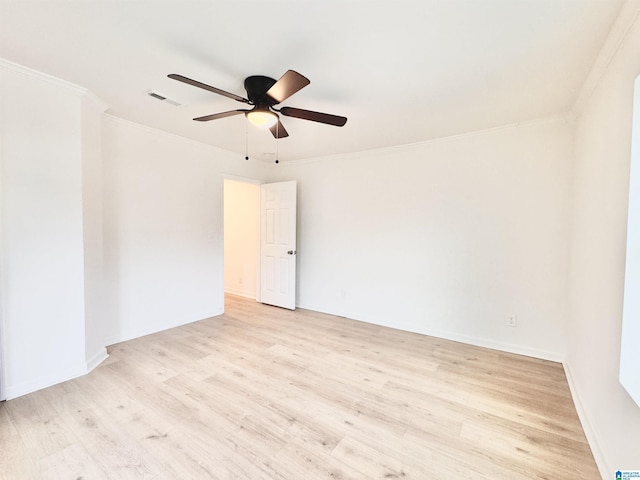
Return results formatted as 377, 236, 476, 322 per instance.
104, 308, 224, 346
6, 363, 87, 400
224, 287, 256, 300
297, 302, 564, 362
563, 362, 608, 480
5, 348, 110, 400
395, 320, 564, 362
86, 347, 109, 373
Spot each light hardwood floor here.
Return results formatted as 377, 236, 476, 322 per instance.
1, 294, 599, 479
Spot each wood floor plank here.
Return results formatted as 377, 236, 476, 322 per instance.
0, 294, 600, 479
37, 442, 111, 480
3, 393, 76, 461
0, 440, 42, 480
459, 413, 600, 479
39, 384, 171, 480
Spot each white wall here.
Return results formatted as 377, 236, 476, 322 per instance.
567, 3, 640, 474
269, 118, 574, 360
102, 117, 267, 344
224, 179, 260, 299
81, 95, 109, 370
0, 61, 90, 398
620, 74, 640, 408
0, 59, 271, 398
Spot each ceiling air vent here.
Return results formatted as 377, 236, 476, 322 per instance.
147, 90, 181, 106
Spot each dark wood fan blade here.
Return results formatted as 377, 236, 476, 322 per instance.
194, 110, 249, 122
269, 119, 289, 138
168, 74, 249, 103
266, 70, 310, 104
280, 107, 347, 127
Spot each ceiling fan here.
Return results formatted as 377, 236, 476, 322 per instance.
168, 70, 347, 139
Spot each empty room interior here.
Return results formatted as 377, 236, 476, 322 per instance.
1, 0, 640, 478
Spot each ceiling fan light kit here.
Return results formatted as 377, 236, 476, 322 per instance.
246, 109, 278, 128
168, 70, 347, 146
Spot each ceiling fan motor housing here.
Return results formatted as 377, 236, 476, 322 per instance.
244, 75, 278, 105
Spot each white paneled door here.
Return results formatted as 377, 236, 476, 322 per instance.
260, 181, 297, 310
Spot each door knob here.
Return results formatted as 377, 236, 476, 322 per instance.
287, 250, 297, 255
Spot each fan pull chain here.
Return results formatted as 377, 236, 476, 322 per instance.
244, 118, 249, 160
275, 121, 280, 164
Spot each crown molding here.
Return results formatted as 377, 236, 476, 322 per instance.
572, 0, 640, 116
1, 57, 86, 94
102, 113, 240, 156
82, 91, 109, 113
0, 57, 108, 111
278, 113, 574, 167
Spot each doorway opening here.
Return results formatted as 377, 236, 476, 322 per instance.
223, 178, 261, 303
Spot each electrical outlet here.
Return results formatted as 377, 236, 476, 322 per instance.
506, 315, 517, 327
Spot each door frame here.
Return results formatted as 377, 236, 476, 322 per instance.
0, 214, 5, 401
222, 174, 263, 307
221, 175, 299, 310
0, 285, 4, 401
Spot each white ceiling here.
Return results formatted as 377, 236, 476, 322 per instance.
0, 0, 624, 163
